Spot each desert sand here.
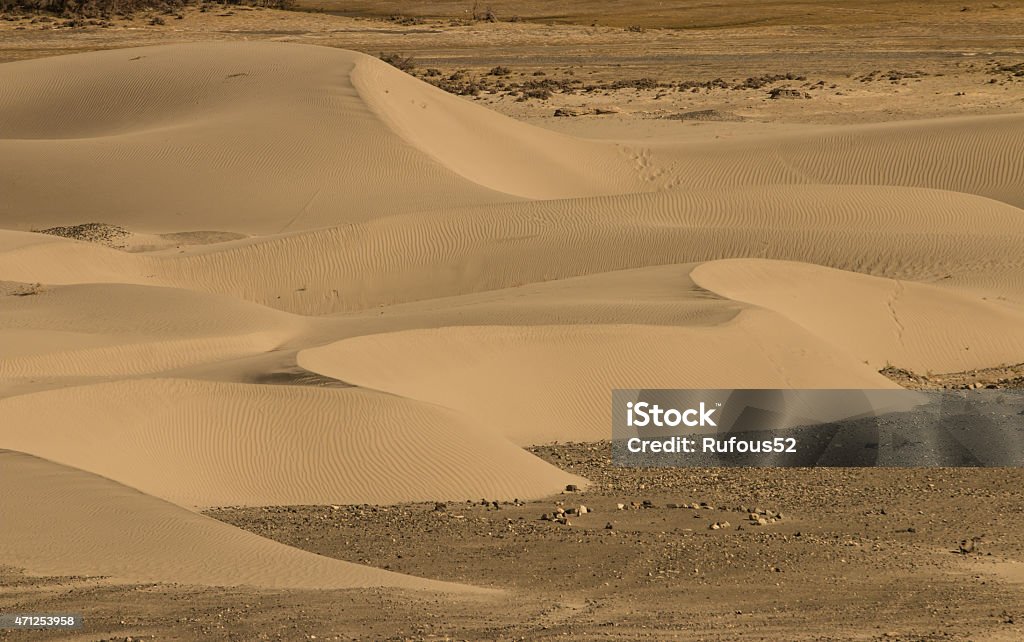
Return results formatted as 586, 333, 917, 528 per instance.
1, 3, 1023, 639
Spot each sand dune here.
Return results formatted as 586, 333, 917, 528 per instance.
0, 42, 641, 235
149, 184, 1017, 315
3, 185, 1021, 316
2, 41, 1023, 594
0, 283, 305, 387
0, 379, 584, 507
3, 42, 1022, 237
0, 450, 480, 591
691, 259, 1024, 374
299, 313, 898, 445
653, 114, 1024, 208
350, 49, 638, 199
326, 263, 742, 335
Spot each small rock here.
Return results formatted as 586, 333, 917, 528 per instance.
605, 522, 615, 530
565, 484, 579, 492
959, 537, 982, 554
554, 108, 584, 117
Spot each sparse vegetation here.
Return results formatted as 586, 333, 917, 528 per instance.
768, 86, 810, 99
517, 87, 551, 100
989, 61, 1024, 77
469, 0, 495, 22
378, 51, 416, 72
385, 13, 424, 26
381, 59, 832, 103
0, 0, 291, 18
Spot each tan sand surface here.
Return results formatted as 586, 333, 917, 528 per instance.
1, 39, 1023, 604
0, 380, 584, 507
691, 259, 1024, 373
297, 316, 899, 445
0, 450, 483, 592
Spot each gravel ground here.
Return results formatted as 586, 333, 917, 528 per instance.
2, 443, 1023, 640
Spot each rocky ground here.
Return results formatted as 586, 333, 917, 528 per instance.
2, 3, 1022, 126
881, 364, 1024, 390
3, 442, 1023, 640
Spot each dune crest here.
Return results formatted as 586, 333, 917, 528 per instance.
350, 52, 639, 199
